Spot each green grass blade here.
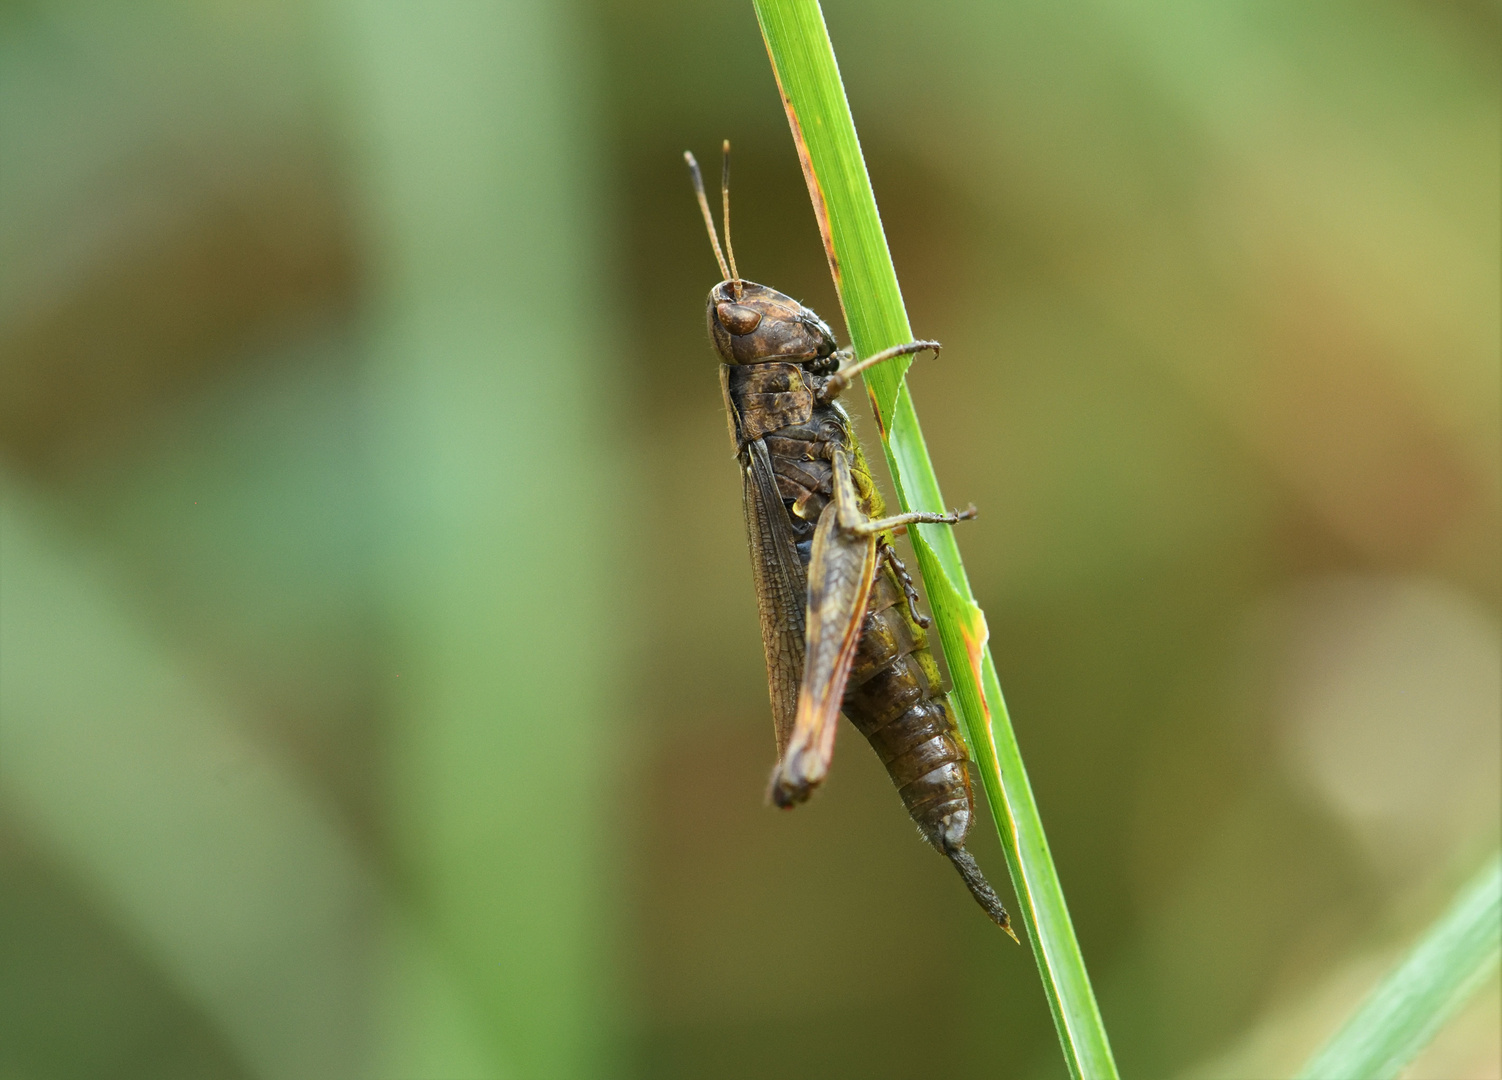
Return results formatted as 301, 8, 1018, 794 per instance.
1296, 855, 1502, 1080
751, 3, 1119, 1077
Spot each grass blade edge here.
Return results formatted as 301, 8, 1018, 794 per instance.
1296, 855, 1502, 1080
750, 2, 1119, 1077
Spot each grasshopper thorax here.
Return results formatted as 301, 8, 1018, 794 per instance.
706, 280, 838, 368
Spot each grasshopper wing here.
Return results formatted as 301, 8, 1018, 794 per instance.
770, 487, 877, 807
741, 437, 809, 758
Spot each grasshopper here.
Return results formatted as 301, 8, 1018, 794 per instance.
688, 144, 1014, 936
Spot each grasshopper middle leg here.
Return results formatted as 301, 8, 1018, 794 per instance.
854, 505, 976, 537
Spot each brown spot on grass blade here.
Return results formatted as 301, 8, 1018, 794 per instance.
956, 602, 998, 761
866, 385, 886, 440
761, 31, 841, 292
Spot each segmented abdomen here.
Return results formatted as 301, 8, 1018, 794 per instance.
842, 569, 974, 853
756, 399, 976, 855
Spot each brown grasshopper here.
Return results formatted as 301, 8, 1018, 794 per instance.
688, 144, 1014, 936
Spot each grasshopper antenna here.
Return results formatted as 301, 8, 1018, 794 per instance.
721, 140, 742, 298
684, 150, 732, 285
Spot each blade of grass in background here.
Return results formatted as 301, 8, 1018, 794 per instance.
325, 0, 616, 1074
751, 3, 1118, 1077
1296, 855, 1501, 1080
0, 479, 374, 1080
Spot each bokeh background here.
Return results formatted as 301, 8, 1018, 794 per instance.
1, 2, 1497, 1078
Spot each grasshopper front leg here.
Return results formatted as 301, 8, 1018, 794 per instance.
817, 340, 941, 403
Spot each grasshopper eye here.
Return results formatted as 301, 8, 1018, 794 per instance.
716, 302, 762, 336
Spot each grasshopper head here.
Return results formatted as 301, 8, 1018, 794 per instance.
706, 280, 837, 366
685, 145, 839, 368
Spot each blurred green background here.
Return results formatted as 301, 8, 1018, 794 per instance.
0, 2, 1497, 1078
